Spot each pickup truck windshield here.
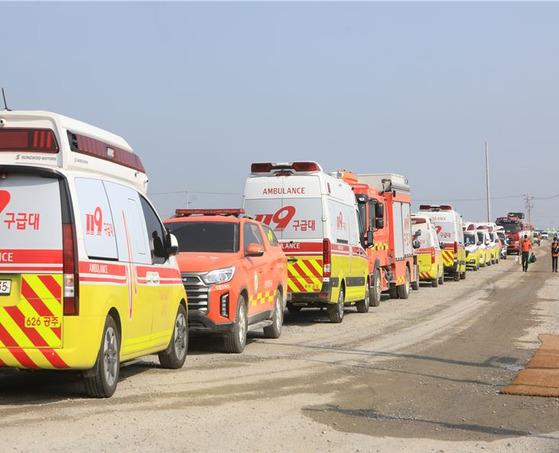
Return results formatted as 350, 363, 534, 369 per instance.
167, 221, 239, 253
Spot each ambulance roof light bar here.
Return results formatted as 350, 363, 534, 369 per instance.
174, 208, 246, 218
251, 161, 322, 174
0, 128, 59, 153
419, 204, 454, 211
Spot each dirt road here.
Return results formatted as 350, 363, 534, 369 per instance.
1, 246, 559, 452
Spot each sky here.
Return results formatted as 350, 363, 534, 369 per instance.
2, 2, 559, 228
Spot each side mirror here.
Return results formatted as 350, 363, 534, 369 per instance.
367, 230, 373, 245
486, 241, 490, 246
414, 229, 422, 238
477, 241, 482, 246
413, 240, 421, 249
439, 242, 446, 249
167, 233, 179, 257
246, 243, 265, 257
375, 202, 384, 218
375, 218, 384, 229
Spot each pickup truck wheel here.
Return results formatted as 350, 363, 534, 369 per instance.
328, 286, 344, 323
263, 291, 283, 339
397, 267, 411, 299
158, 304, 188, 369
84, 315, 120, 398
370, 270, 382, 307
356, 283, 370, 313
224, 295, 248, 353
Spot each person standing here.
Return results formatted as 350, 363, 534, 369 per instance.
521, 234, 533, 272
551, 238, 559, 272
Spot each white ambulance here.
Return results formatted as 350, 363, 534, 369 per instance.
0, 111, 187, 397
242, 162, 369, 323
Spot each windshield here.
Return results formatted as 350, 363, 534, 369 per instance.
496, 219, 521, 233
464, 233, 476, 246
167, 221, 239, 253
477, 232, 485, 243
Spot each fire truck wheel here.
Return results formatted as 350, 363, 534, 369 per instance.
224, 295, 248, 353
397, 267, 411, 299
287, 303, 302, 313
453, 271, 460, 281
263, 290, 283, 338
328, 286, 345, 323
356, 283, 370, 313
389, 286, 399, 299
370, 270, 381, 307
84, 315, 120, 398
158, 304, 188, 369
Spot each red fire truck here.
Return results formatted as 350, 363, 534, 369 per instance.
340, 171, 418, 306
495, 212, 533, 255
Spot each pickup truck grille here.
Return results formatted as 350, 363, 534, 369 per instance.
181, 274, 209, 314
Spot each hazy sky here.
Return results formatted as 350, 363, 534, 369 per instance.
3, 2, 558, 228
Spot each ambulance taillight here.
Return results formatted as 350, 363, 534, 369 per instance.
292, 162, 320, 172
0, 128, 59, 153
323, 239, 331, 277
62, 223, 79, 315
453, 242, 458, 253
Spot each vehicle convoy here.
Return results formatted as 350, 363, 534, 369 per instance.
342, 172, 418, 302
164, 209, 287, 353
411, 214, 444, 286
0, 111, 187, 398
418, 205, 467, 281
476, 223, 500, 265
242, 161, 369, 323
496, 212, 533, 255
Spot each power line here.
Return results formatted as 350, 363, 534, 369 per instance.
149, 190, 242, 196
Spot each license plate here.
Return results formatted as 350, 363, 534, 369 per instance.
0, 280, 11, 295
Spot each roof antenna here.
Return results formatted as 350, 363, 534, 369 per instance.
2, 88, 11, 111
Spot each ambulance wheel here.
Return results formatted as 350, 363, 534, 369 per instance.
159, 304, 188, 369
287, 303, 302, 313
431, 277, 439, 288
397, 267, 411, 299
84, 315, 120, 398
411, 265, 419, 291
328, 286, 345, 323
370, 270, 382, 307
263, 290, 284, 338
460, 270, 466, 279
224, 295, 248, 353
496, 255, 500, 264
356, 283, 370, 313
438, 272, 444, 285
453, 271, 460, 281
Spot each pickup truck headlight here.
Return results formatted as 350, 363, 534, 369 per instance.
202, 266, 236, 285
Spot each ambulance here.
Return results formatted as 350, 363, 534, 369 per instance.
474, 224, 493, 266
0, 111, 188, 397
411, 214, 444, 287
242, 162, 369, 323
418, 205, 467, 281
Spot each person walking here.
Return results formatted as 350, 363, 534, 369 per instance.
551, 238, 559, 272
521, 234, 533, 272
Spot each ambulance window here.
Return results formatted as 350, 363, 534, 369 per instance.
244, 223, 264, 253
262, 225, 279, 247
75, 178, 118, 260
140, 196, 167, 264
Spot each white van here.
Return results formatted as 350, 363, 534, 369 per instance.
242, 161, 369, 323
0, 111, 188, 397
418, 205, 467, 281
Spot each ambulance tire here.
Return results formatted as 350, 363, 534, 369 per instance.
84, 315, 120, 398
356, 283, 370, 313
263, 290, 283, 338
453, 271, 460, 281
460, 270, 466, 279
438, 272, 444, 285
496, 255, 500, 264
431, 277, 439, 288
397, 267, 411, 299
370, 270, 382, 307
224, 295, 248, 353
328, 286, 345, 323
158, 304, 188, 369
411, 265, 419, 291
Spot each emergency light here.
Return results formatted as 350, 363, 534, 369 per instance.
0, 128, 59, 153
251, 161, 321, 174
175, 208, 245, 217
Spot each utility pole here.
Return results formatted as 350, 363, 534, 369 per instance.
525, 194, 533, 223
485, 141, 491, 222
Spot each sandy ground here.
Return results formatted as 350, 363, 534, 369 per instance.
1, 245, 559, 452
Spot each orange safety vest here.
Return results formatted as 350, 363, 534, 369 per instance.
521, 240, 532, 252
551, 243, 559, 257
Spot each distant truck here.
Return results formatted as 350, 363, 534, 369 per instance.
339, 171, 418, 304
495, 212, 533, 255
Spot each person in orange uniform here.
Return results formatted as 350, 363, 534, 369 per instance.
550, 238, 559, 273
521, 235, 533, 272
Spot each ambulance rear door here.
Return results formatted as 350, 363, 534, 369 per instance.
0, 171, 65, 357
